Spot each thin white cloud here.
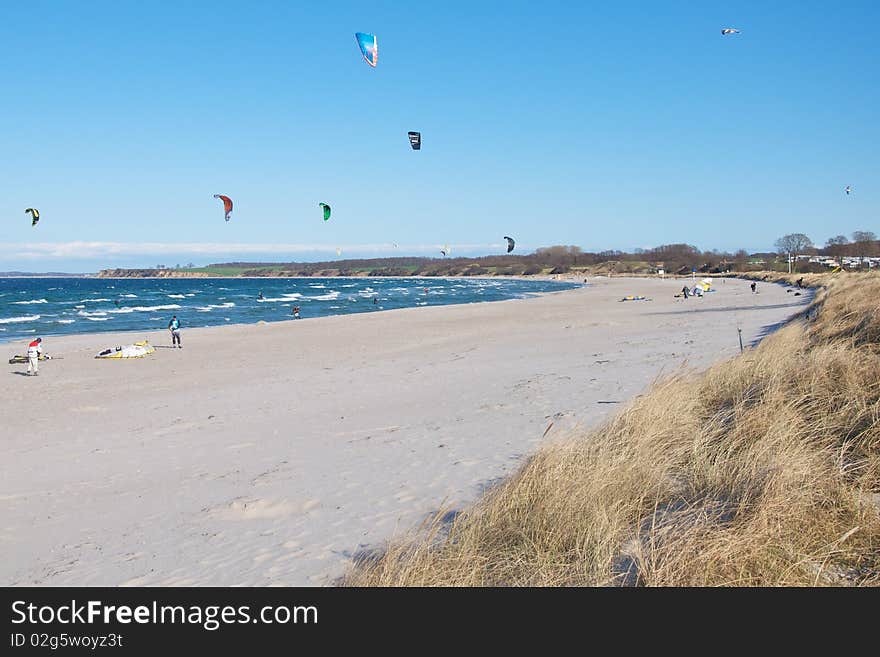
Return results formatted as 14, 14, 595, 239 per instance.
7, 242, 500, 260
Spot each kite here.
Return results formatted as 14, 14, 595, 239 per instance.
319, 203, 331, 221
355, 32, 378, 67
440, 244, 451, 256
336, 247, 342, 256
845, 186, 852, 195
408, 131, 421, 150
503, 236, 515, 253
213, 195, 233, 222
721, 28, 741, 35
25, 208, 40, 227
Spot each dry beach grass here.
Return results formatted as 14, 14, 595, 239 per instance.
347, 273, 880, 586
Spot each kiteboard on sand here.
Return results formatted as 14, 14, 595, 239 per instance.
8, 354, 55, 364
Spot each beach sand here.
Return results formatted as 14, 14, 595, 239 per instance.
1, 277, 810, 586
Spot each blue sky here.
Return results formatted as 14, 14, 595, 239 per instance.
1, 1, 877, 271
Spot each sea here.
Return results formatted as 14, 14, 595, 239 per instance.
0, 277, 580, 344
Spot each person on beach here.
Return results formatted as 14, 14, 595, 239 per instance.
681, 285, 690, 299
373, 297, 378, 305
796, 277, 804, 288
292, 305, 300, 319
750, 282, 757, 294
26, 337, 43, 376
168, 315, 182, 348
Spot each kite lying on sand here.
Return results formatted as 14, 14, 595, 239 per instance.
95, 341, 155, 359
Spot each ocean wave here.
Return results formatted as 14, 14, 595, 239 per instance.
167, 294, 186, 299
56, 319, 76, 324
85, 317, 111, 321
196, 302, 235, 312
308, 291, 340, 301
258, 294, 302, 302
78, 310, 108, 317
80, 298, 111, 303
122, 294, 138, 298
13, 299, 48, 304
108, 304, 181, 314
0, 315, 40, 324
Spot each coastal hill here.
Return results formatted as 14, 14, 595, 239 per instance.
95, 244, 824, 278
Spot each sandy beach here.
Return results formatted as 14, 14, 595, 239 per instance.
1, 277, 810, 586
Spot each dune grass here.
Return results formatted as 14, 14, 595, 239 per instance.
346, 274, 880, 586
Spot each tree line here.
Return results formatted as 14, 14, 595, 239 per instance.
189, 231, 878, 277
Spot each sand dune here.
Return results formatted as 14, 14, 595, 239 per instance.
0, 277, 810, 586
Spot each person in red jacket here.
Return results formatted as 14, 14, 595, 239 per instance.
27, 337, 43, 376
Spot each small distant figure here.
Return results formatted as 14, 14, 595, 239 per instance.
845, 185, 852, 196
721, 28, 741, 35
292, 305, 300, 319
27, 337, 43, 376
114, 299, 120, 308
750, 282, 757, 294
423, 287, 428, 294
681, 285, 690, 299
168, 315, 182, 348
258, 291, 264, 300
373, 297, 378, 305
796, 277, 804, 288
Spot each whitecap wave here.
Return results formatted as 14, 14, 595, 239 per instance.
258, 294, 302, 302
13, 299, 48, 304
308, 291, 340, 301
108, 304, 181, 314
196, 302, 235, 312
0, 315, 40, 324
